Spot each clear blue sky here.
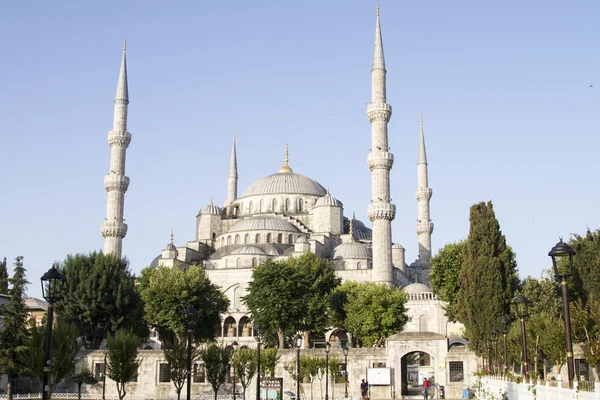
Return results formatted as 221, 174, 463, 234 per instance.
1, 1, 598, 298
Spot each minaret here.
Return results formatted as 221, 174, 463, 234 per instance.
225, 130, 238, 206
415, 114, 434, 266
101, 40, 131, 258
366, 4, 395, 286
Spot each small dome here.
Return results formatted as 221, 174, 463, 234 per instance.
229, 245, 266, 255
165, 243, 177, 251
229, 216, 300, 233
404, 283, 431, 294
333, 242, 372, 260
241, 173, 326, 197
344, 218, 372, 241
295, 236, 308, 244
200, 199, 221, 215
315, 192, 342, 207
149, 254, 161, 268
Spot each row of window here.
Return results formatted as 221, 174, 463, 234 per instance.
231, 198, 308, 217
94, 362, 209, 384
220, 233, 297, 247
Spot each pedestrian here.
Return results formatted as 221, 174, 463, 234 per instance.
422, 377, 430, 400
360, 379, 368, 400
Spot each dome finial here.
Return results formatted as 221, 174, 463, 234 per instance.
376, 2, 380, 17
210, 196, 213, 205
170, 230, 174, 244
352, 211, 356, 220
279, 143, 293, 173
123, 37, 127, 52
349, 218, 355, 242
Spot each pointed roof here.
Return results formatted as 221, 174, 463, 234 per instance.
418, 114, 428, 165
229, 130, 238, 178
372, 4, 386, 71
115, 39, 129, 102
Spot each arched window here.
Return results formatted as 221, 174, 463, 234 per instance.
212, 232, 216, 241
266, 233, 272, 243
419, 315, 429, 332
223, 316, 237, 337
288, 234, 293, 244
249, 201, 253, 214
239, 316, 252, 337
298, 198, 303, 212
252, 258, 257, 267
236, 258, 241, 268
235, 234, 240, 244
277, 233, 283, 244
357, 262, 361, 269
255, 234, 261, 243
271, 198, 277, 212
227, 236, 232, 245
259, 199, 263, 213
244, 234, 250, 244
285, 198, 290, 212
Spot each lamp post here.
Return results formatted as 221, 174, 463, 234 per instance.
232, 341, 239, 400
343, 343, 350, 398
294, 334, 302, 400
324, 342, 331, 400
486, 340, 492, 374
499, 316, 510, 375
255, 325, 263, 400
549, 238, 576, 386
491, 328, 499, 375
183, 305, 198, 400
513, 294, 530, 377
40, 264, 65, 400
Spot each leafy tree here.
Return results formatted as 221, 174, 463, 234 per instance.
139, 265, 229, 343
21, 318, 45, 382
106, 329, 142, 400
429, 241, 465, 322
68, 367, 98, 400
0, 256, 30, 400
260, 348, 280, 378
458, 201, 518, 354
0, 257, 8, 294
232, 347, 257, 400
56, 252, 147, 349
570, 299, 600, 381
567, 229, 600, 304
163, 339, 200, 400
200, 344, 233, 400
327, 355, 341, 400
329, 281, 408, 347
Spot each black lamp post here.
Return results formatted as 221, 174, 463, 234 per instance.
324, 342, 331, 400
255, 325, 263, 400
232, 341, 239, 400
499, 316, 510, 375
41, 264, 65, 400
513, 294, 530, 377
491, 328, 499, 375
343, 343, 350, 398
549, 238, 576, 385
294, 334, 302, 400
183, 305, 197, 400
486, 340, 492, 374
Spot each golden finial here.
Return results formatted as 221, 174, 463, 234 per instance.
349, 218, 355, 242
123, 37, 127, 52
376, 2, 380, 17
170, 230, 174, 244
285, 143, 289, 164
279, 143, 293, 173
210, 196, 213, 205
326, 187, 330, 195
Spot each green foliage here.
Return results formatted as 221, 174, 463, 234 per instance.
260, 348, 280, 378
0, 257, 8, 294
0, 256, 30, 400
327, 355, 341, 399
163, 338, 200, 400
570, 299, 600, 381
68, 367, 98, 400
200, 344, 233, 400
521, 275, 561, 316
21, 318, 45, 382
56, 252, 147, 349
106, 329, 142, 400
458, 201, 518, 355
429, 241, 465, 322
232, 347, 257, 400
329, 281, 408, 347
568, 229, 600, 304
139, 265, 229, 343
243, 253, 340, 348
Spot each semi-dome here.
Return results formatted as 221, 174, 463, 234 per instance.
228, 216, 300, 233
229, 245, 266, 255
404, 283, 432, 294
315, 192, 343, 207
241, 172, 326, 197
333, 242, 372, 260
199, 198, 221, 215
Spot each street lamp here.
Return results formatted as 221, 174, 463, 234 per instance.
499, 316, 510, 375
491, 328, 499, 375
324, 342, 331, 400
549, 238, 576, 385
513, 294, 530, 377
41, 264, 65, 400
294, 334, 302, 400
255, 325, 264, 400
486, 339, 492, 374
342, 343, 350, 398
183, 305, 197, 400
232, 341, 239, 400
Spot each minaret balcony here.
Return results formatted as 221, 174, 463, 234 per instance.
416, 221, 434, 235
367, 203, 396, 221
367, 103, 392, 123
107, 130, 132, 147
414, 187, 433, 201
101, 221, 128, 238
104, 175, 130, 192
367, 152, 394, 170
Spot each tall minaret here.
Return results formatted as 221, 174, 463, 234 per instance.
225, 130, 238, 206
101, 40, 131, 258
415, 114, 434, 266
366, 5, 395, 286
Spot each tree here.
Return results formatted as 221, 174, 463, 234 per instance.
68, 367, 98, 400
106, 329, 142, 400
570, 299, 600, 381
327, 355, 341, 400
568, 229, 600, 304
329, 281, 408, 347
429, 241, 465, 322
0, 256, 30, 400
0, 257, 8, 294
232, 347, 257, 400
56, 252, 147, 349
200, 344, 233, 400
458, 201, 518, 354
243, 254, 340, 348
260, 348, 280, 378
163, 339, 200, 400
139, 265, 229, 343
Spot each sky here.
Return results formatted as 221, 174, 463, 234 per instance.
0, 1, 598, 299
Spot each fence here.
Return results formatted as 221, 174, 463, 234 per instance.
477, 376, 600, 400
0, 395, 353, 400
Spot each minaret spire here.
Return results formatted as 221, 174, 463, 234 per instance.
415, 114, 434, 270
225, 130, 238, 206
367, 4, 395, 286
279, 143, 293, 173
101, 41, 132, 258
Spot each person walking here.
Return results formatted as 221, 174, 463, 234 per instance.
360, 379, 368, 400
422, 377, 431, 400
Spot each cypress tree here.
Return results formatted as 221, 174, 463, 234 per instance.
0, 257, 8, 294
458, 201, 518, 355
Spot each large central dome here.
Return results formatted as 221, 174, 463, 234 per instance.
241, 172, 327, 197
